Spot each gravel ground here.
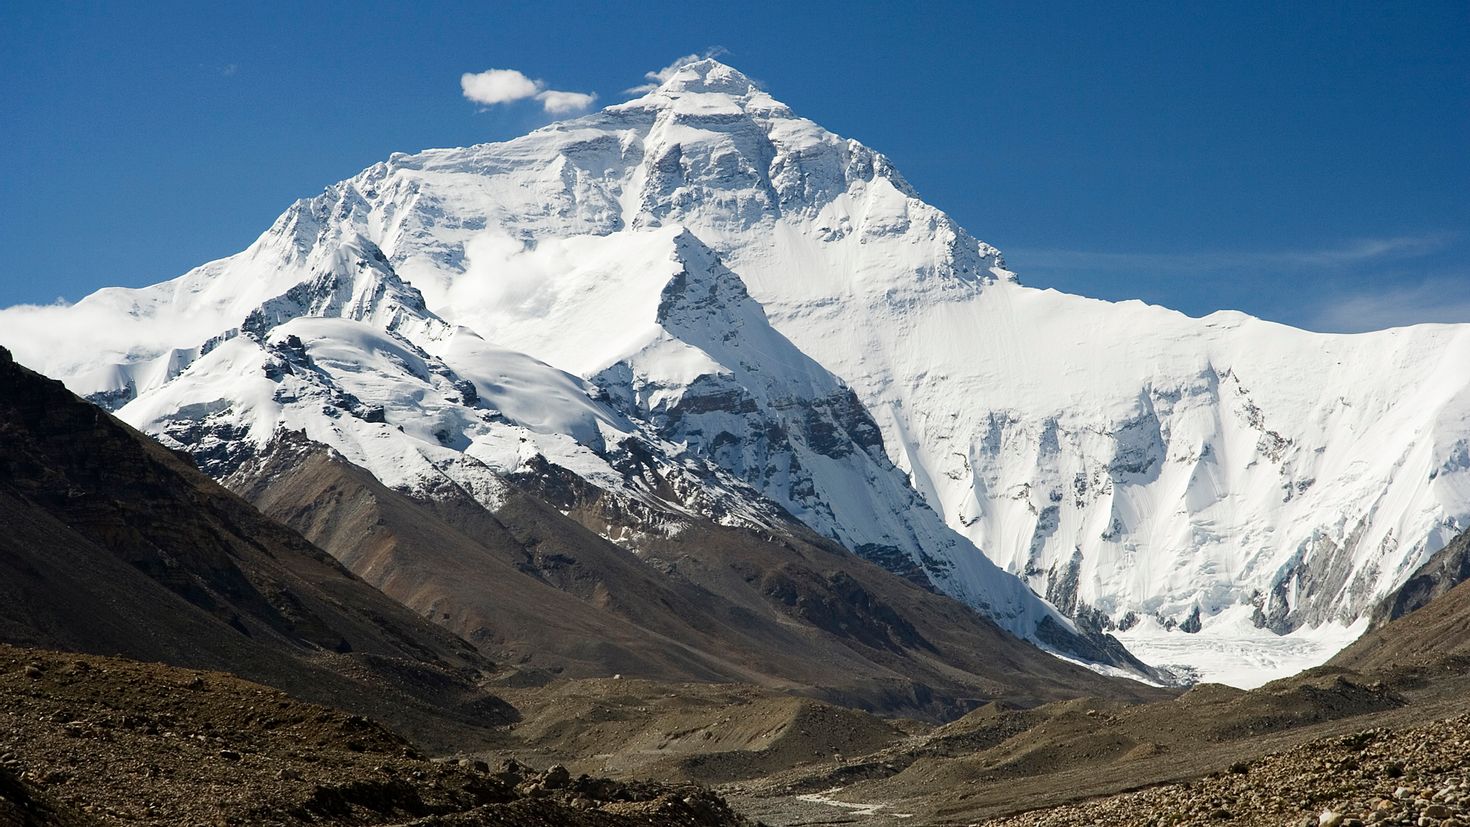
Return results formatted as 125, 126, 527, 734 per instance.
0, 645, 755, 827
982, 714, 1470, 827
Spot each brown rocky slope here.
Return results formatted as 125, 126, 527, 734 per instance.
0, 345, 509, 750
228, 433, 1167, 720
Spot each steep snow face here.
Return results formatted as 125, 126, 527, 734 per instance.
576, 229, 1066, 629
855, 288, 1470, 643
5, 57, 1468, 683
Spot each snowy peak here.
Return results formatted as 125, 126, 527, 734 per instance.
655, 229, 754, 330
242, 236, 449, 344
648, 58, 770, 101
610, 58, 791, 122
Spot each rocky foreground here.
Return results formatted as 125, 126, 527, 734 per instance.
0, 645, 753, 827
983, 714, 1470, 827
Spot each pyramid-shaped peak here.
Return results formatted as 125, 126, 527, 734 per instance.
657, 57, 761, 96
613, 57, 787, 118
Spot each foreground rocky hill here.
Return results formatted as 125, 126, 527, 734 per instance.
0, 345, 515, 750
0, 645, 750, 827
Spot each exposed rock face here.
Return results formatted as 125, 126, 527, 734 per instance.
1370, 527, 1470, 628
1331, 528, 1470, 674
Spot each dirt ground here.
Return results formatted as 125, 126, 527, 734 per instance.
0, 645, 751, 827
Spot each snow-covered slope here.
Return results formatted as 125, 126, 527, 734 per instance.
5, 58, 1468, 684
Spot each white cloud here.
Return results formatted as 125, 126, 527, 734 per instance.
625, 48, 728, 94
535, 89, 597, 114
460, 68, 543, 106
460, 67, 597, 115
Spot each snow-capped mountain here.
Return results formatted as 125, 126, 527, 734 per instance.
5, 58, 1468, 685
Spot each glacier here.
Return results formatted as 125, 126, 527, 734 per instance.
4, 58, 1468, 685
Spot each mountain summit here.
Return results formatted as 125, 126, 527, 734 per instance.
641, 57, 767, 97
4, 58, 1468, 685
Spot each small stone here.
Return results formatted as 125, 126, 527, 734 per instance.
1423, 805, 1452, 819
498, 758, 526, 779
218, 749, 241, 761
1320, 811, 1344, 827
543, 764, 571, 790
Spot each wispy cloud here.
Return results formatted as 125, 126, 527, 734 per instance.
460, 67, 596, 114
0, 297, 228, 380
625, 47, 729, 94
198, 62, 240, 77
1008, 234, 1466, 332
535, 89, 597, 114
1008, 234, 1454, 275
1309, 276, 1470, 332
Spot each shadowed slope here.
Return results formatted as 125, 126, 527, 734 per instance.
1333, 528, 1470, 673
0, 346, 510, 749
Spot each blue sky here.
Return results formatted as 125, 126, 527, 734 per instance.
2, 0, 1466, 331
